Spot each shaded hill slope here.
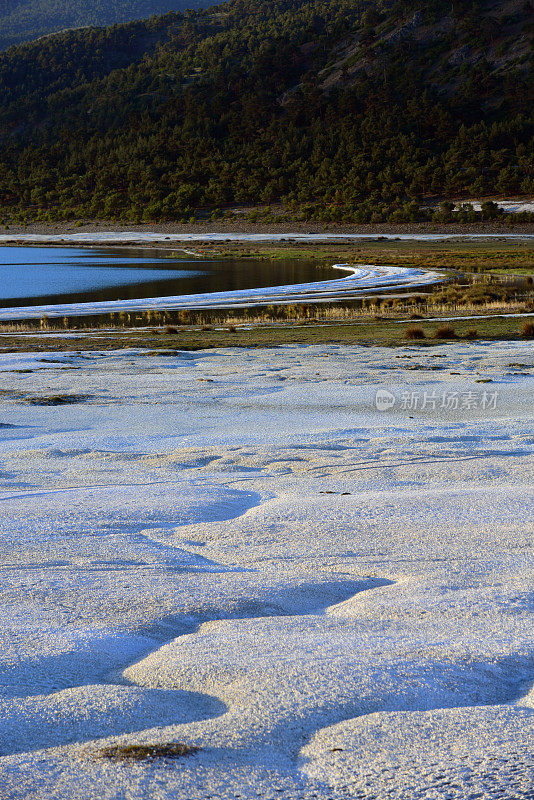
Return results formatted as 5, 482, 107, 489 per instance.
0, 0, 532, 222
0, 0, 211, 51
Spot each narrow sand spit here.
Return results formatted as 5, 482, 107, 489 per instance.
0, 342, 532, 799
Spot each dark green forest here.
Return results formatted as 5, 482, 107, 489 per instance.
0, 0, 533, 222
0, 0, 210, 51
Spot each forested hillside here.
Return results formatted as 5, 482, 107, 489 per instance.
0, 0, 533, 222
0, 0, 210, 51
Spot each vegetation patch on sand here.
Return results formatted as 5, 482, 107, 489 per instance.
94, 742, 200, 761
0, 390, 92, 404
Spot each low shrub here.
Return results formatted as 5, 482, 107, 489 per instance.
433, 325, 457, 339
405, 326, 425, 340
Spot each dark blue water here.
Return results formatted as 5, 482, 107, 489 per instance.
0, 246, 333, 307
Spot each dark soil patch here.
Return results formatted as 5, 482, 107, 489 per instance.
96, 742, 200, 762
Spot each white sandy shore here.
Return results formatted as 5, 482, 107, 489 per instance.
0, 230, 534, 245
0, 341, 532, 799
459, 200, 534, 213
1, 231, 534, 245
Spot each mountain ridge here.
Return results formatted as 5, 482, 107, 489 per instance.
0, 0, 211, 51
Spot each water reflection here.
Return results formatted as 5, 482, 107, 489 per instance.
0, 247, 334, 307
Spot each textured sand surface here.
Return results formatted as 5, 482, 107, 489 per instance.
0, 342, 532, 798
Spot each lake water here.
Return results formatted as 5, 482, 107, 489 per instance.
0, 246, 334, 307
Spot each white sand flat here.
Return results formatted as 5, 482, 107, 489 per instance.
0, 341, 532, 798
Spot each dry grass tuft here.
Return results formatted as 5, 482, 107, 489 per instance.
405, 326, 425, 340
433, 325, 457, 339
520, 321, 534, 338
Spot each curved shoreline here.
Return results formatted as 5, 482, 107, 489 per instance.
0, 263, 443, 320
